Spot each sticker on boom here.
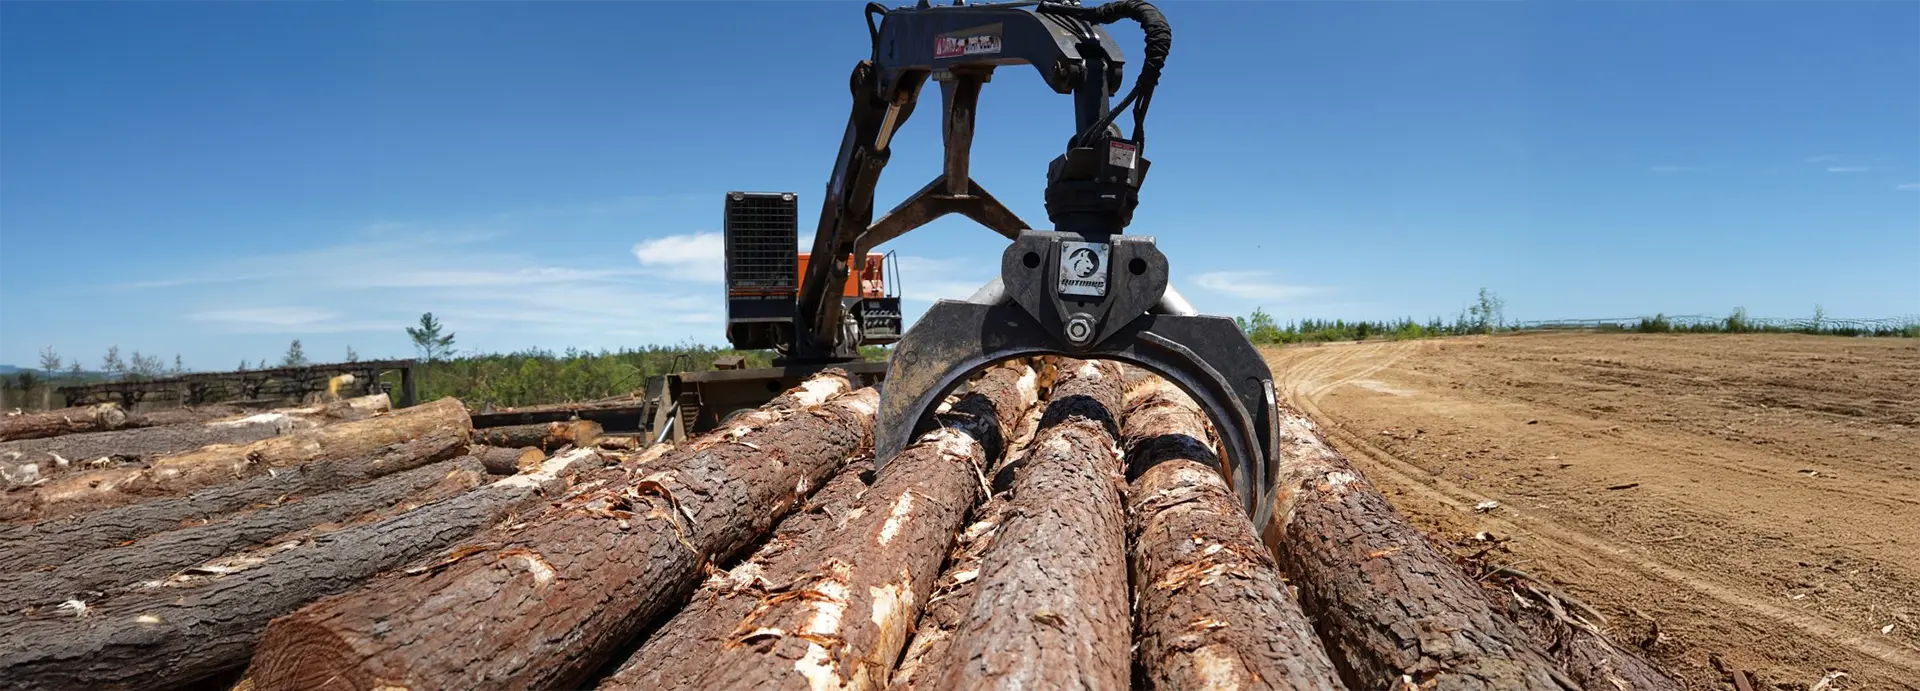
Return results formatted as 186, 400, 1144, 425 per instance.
1058, 241, 1110, 298
1108, 141, 1137, 169
935, 23, 1004, 59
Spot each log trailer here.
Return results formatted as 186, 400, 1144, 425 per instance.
646, 0, 1280, 524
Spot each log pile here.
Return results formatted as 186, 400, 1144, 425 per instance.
0, 360, 1675, 691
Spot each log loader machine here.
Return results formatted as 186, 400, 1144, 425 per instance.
647, 0, 1282, 526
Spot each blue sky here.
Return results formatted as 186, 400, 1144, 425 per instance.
2, 0, 1916, 370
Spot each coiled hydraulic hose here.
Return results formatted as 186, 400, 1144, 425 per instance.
1039, 0, 1171, 151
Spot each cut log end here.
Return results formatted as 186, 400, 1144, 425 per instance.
245, 618, 367, 691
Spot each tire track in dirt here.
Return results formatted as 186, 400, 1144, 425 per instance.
1265, 340, 1920, 687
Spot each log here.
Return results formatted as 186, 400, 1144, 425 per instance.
0, 403, 129, 442
1494, 573, 1682, 691
1262, 406, 1573, 690
470, 444, 546, 475
1121, 380, 1344, 691
685, 371, 858, 453
473, 419, 602, 451
599, 361, 1040, 691
0, 457, 489, 613
245, 380, 879, 691
0, 413, 299, 489
930, 359, 1133, 691
1, 397, 470, 522
0, 448, 607, 691
600, 462, 875, 690
0, 430, 467, 572
888, 399, 1049, 691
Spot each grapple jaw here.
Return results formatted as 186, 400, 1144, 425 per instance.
874, 230, 1281, 526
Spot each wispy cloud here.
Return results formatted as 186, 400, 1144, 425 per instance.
186, 308, 405, 334
1804, 154, 1840, 163
894, 255, 992, 303
1898, 182, 1920, 191
1648, 165, 1703, 173
1827, 166, 1875, 173
632, 232, 723, 282
1192, 270, 1328, 302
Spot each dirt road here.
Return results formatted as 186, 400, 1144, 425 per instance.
1265, 333, 1920, 690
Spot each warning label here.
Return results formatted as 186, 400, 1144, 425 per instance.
1108, 141, 1137, 169
1058, 241, 1110, 298
935, 23, 1004, 59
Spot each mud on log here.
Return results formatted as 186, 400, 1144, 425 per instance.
473, 419, 602, 452
0, 403, 129, 442
0, 430, 467, 572
0, 448, 607, 691
1262, 406, 1573, 690
926, 359, 1133, 691
1121, 380, 1344, 691
0, 412, 299, 490
1, 397, 470, 522
0, 458, 488, 613
246, 378, 878, 691
601, 361, 1040, 691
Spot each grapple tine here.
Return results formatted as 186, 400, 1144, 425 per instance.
875, 298, 1280, 525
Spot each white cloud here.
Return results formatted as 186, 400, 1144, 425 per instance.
1896, 182, 1920, 191
1804, 154, 1840, 163
894, 255, 993, 303
185, 308, 403, 334
1828, 166, 1874, 173
1192, 270, 1328, 302
1648, 165, 1702, 173
632, 232, 724, 282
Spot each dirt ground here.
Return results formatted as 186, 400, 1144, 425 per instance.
1264, 332, 1920, 690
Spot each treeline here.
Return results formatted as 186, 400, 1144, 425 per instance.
413, 344, 773, 409
1235, 288, 1508, 345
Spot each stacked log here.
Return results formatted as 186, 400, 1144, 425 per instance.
0, 457, 489, 613
1262, 405, 1575, 690
922, 359, 1134, 691
0, 403, 129, 442
1120, 379, 1344, 690
471, 444, 546, 475
244, 372, 879, 691
0, 412, 298, 489
0, 430, 467, 571
0, 448, 607, 691
597, 360, 1040, 691
474, 419, 602, 451
1, 397, 470, 521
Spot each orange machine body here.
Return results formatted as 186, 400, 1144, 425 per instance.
796, 253, 888, 299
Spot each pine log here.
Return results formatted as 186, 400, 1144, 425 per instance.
927, 359, 1132, 691
0, 458, 488, 613
685, 372, 857, 452
245, 381, 879, 691
1, 397, 470, 522
0, 430, 467, 572
600, 361, 1040, 691
886, 398, 1047, 691
470, 444, 546, 475
1497, 576, 1682, 691
1122, 380, 1344, 691
0, 413, 299, 489
1262, 407, 1573, 690
0, 403, 129, 442
600, 462, 875, 690
0, 448, 606, 691
473, 419, 603, 451
126, 404, 250, 428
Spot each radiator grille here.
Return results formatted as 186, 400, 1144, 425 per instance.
724, 193, 799, 294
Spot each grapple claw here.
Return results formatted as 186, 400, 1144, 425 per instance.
875, 230, 1281, 525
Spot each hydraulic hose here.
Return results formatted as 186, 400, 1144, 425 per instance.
1039, 0, 1171, 149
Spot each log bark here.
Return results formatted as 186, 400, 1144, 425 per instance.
0, 403, 129, 442
1495, 575, 1683, 691
0, 458, 488, 613
0, 413, 299, 489
0, 430, 467, 572
1261, 406, 1573, 690
599, 462, 875, 690
245, 381, 878, 691
888, 398, 1048, 691
1121, 380, 1344, 691
473, 419, 602, 451
928, 358, 1133, 691
1, 397, 470, 522
471, 445, 546, 475
600, 361, 1040, 691
0, 448, 606, 691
